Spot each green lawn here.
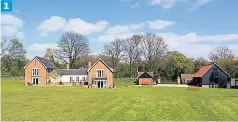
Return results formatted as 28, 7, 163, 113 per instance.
2, 80, 238, 121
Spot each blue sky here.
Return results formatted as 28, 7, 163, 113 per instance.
1, 0, 238, 59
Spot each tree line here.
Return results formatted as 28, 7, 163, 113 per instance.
1, 31, 238, 81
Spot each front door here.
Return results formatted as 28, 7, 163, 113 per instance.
32, 78, 40, 85
96, 81, 106, 88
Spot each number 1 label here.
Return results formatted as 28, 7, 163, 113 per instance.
1, 0, 12, 12
4, 2, 9, 10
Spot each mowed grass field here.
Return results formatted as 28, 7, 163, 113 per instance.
2, 80, 238, 121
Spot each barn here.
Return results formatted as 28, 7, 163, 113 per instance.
137, 72, 154, 85
191, 62, 231, 88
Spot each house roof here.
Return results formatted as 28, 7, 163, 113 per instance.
87, 58, 113, 72
193, 63, 230, 78
193, 63, 214, 77
24, 56, 57, 69
36, 56, 57, 69
55, 67, 88, 75
138, 72, 154, 78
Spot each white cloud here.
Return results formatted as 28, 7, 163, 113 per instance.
156, 32, 238, 58
37, 16, 67, 37
98, 32, 145, 42
104, 25, 130, 34
189, 0, 214, 11
64, 19, 109, 35
147, 19, 176, 29
130, 3, 140, 8
1, 14, 23, 28
129, 22, 146, 31
28, 43, 58, 52
150, 0, 177, 8
1, 14, 24, 39
37, 16, 109, 37
149, 0, 214, 10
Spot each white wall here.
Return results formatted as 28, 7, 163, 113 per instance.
60, 75, 88, 82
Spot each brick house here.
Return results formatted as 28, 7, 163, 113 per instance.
24, 56, 57, 85
137, 72, 154, 85
87, 59, 114, 88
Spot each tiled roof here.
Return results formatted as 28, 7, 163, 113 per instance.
193, 63, 214, 77
36, 56, 57, 69
56, 67, 88, 75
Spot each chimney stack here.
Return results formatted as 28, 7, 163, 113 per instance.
88, 62, 91, 69
66, 64, 69, 70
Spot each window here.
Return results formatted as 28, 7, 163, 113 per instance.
34, 59, 36, 64
70, 77, 73, 82
32, 68, 39, 76
96, 70, 104, 78
94, 81, 97, 85
82, 77, 86, 81
76, 77, 79, 82
47, 69, 52, 73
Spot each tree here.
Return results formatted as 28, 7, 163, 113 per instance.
123, 35, 142, 77
8, 39, 26, 60
54, 31, 89, 69
140, 33, 167, 74
216, 58, 238, 78
103, 38, 125, 68
209, 46, 233, 62
162, 51, 195, 81
0, 38, 7, 58
194, 57, 208, 71
1, 39, 27, 76
44, 48, 54, 58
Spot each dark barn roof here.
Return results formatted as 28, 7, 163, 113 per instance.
138, 72, 154, 78
36, 56, 57, 69
55, 67, 88, 75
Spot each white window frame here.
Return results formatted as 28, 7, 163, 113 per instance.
93, 80, 107, 88
96, 69, 104, 78
70, 77, 73, 82
82, 77, 86, 82
32, 68, 39, 76
76, 77, 79, 82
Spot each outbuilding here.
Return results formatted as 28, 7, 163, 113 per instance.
137, 72, 154, 85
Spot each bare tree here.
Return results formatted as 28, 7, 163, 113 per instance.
103, 38, 125, 68
123, 35, 142, 77
8, 39, 26, 60
54, 32, 89, 68
209, 46, 233, 62
0, 38, 7, 58
140, 33, 167, 72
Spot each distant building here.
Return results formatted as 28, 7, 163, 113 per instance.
228, 56, 238, 61
137, 72, 154, 85
180, 74, 194, 84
